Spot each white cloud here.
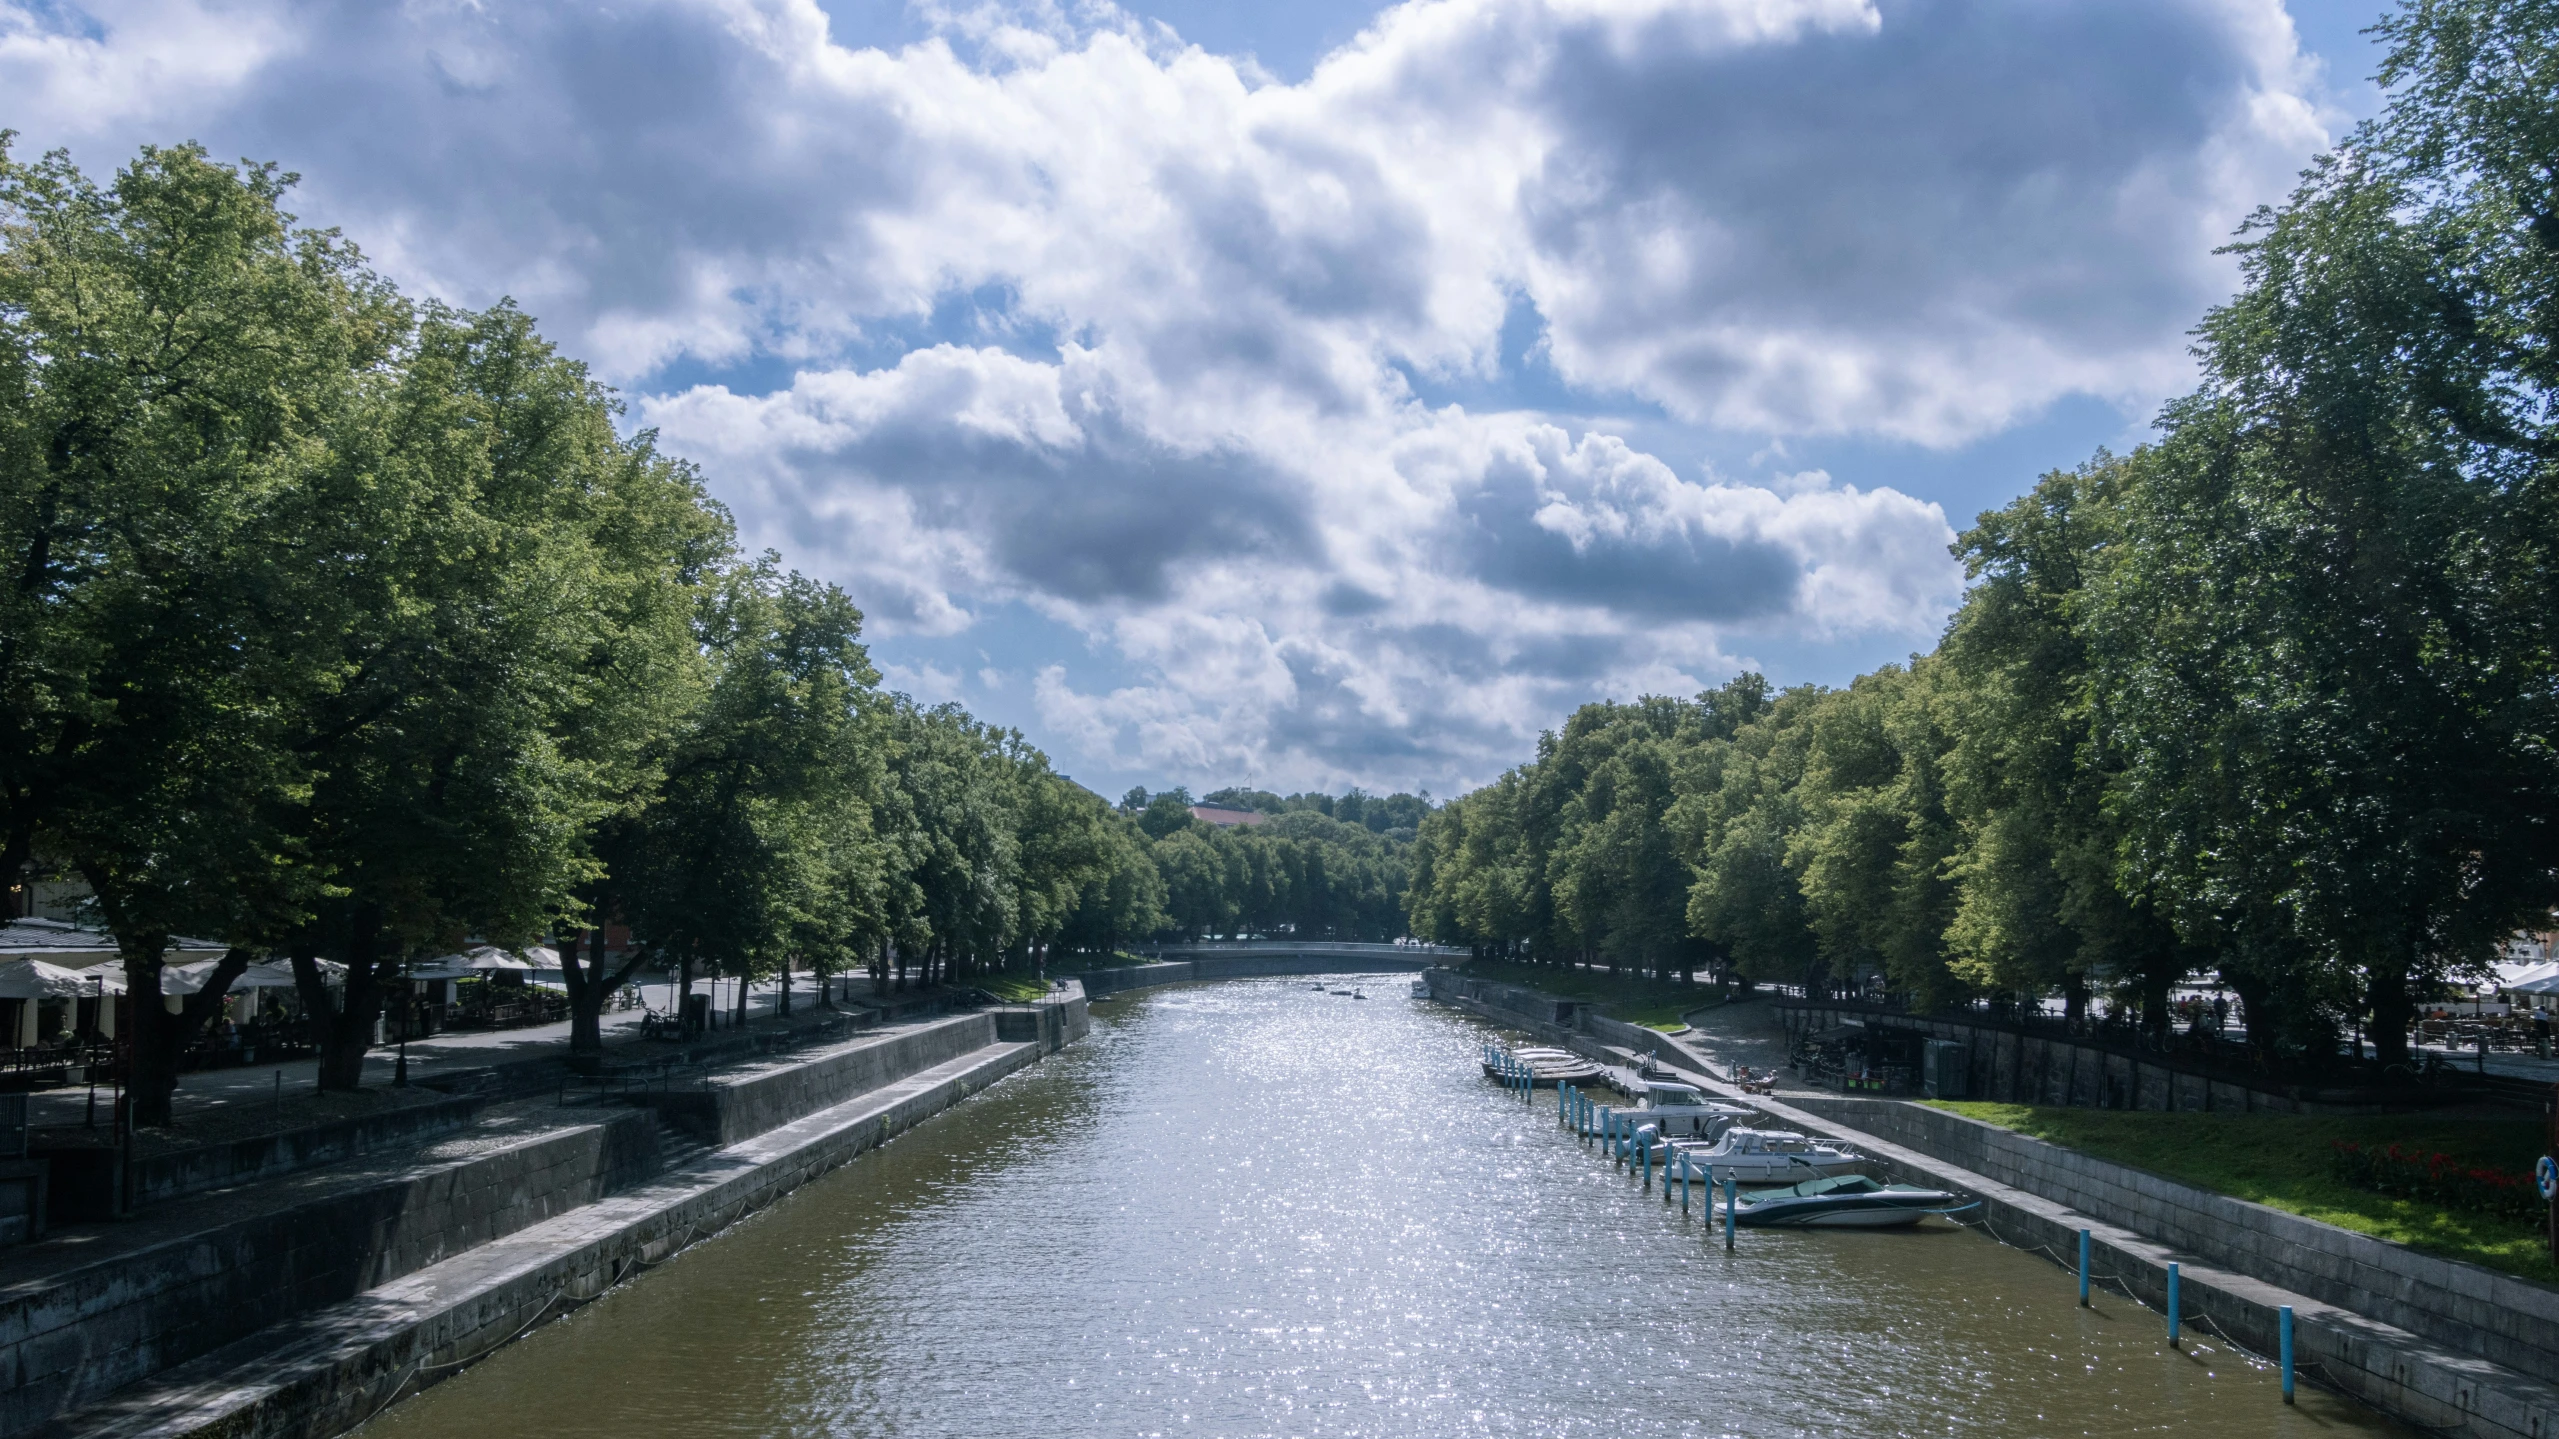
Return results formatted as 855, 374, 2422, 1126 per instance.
0, 0, 2334, 789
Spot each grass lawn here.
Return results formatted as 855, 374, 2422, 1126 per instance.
1928, 1102, 2557, 1285
1451, 958, 1724, 1028
971, 970, 1055, 1003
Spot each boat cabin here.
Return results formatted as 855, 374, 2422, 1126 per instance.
1632, 1080, 1752, 1139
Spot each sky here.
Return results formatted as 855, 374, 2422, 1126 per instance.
1, 0, 2396, 800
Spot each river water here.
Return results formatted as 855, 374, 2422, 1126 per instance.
364, 977, 2404, 1438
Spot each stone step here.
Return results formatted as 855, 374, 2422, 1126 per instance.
0, 1102, 660, 1434
43, 1039, 1047, 1439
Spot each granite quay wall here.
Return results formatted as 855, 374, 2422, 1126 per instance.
126, 1096, 487, 1211
1787, 1095, 2559, 1387
58, 1037, 1047, 1439
1775, 999, 2432, 1115
673, 1014, 1000, 1147
992, 981, 1089, 1052
1418, 969, 1718, 1083
1423, 968, 2559, 1439
0, 1107, 661, 1434
1752, 1091, 2559, 1439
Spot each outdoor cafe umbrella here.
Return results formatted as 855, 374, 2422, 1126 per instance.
159, 957, 344, 994
411, 945, 550, 980
2495, 958, 2559, 989
0, 958, 125, 999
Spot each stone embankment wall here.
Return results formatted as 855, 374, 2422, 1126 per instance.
128, 1095, 487, 1209
664, 1014, 1001, 1147
1424, 967, 2559, 1439
26, 988, 1093, 1439
1776, 999, 2410, 1115
0, 1107, 661, 1432
66, 1038, 1051, 1439
1788, 1095, 2559, 1384
1419, 968, 1717, 1080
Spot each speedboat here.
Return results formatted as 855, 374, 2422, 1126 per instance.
1663, 1127, 1864, 1185
1724, 1174, 1958, 1228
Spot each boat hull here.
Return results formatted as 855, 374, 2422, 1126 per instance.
1736, 1199, 1940, 1228
1481, 1060, 1604, 1088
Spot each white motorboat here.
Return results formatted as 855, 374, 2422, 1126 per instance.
1625, 1079, 1753, 1141
1662, 1127, 1865, 1185
1725, 1174, 1959, 1228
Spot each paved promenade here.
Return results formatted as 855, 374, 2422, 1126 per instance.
27, 974, 870, 1129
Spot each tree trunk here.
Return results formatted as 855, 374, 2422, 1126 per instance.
679, 950, 697, 1037
559, 926, 595, 1052
563, 927, 646, 1055
779, 961, 792, 1018
290, 929, 386, 1094
122, 941, 253, 1128
2367, 958, 2414, 1068
2141, 964, 2172, 1039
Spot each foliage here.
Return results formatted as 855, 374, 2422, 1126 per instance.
1107, 788, 1427, 944
1405, 0, 2559, 1066
1450, 957, 1721, 1028
2329, 1140, 2545, 1221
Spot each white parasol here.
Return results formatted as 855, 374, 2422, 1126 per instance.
0, 958, 126, 1000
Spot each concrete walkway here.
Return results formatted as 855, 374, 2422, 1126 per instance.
28, 974, 877, 1128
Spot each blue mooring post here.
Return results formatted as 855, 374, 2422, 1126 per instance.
1641, 1132, 1651, 1191
2166, 1263, 2180, 1348
1723, 1174, 1736, 1250
1599, 1107, 1611, 1159
2078, 1229, 2092, 1306
1681, 1154, 1691, 1213
2280, 1306, 2295, 1404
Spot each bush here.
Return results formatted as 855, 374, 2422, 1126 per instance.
2329, 1141, 2544, 1221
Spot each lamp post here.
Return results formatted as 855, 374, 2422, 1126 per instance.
394, 953, 411, 1087
84, 975, 101, 1128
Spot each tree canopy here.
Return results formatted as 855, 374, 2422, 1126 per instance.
1406, 0, 2559, 1068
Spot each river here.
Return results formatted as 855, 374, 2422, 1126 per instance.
363, 976, 2405, 1438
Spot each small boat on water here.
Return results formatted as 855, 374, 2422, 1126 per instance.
1723, 1174, 1959, 1228
1624, 1079, 1753, 1141
1409, 979, 1428, 998
1662, 1127, 1865, 1185
1482, 1044, 1606, 1087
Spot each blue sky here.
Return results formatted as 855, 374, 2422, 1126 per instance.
3, 0, 2389, 799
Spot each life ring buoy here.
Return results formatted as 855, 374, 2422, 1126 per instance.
2537, 1155, 2558, 1202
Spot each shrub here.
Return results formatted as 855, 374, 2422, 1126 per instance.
2329, 1141, 2544, 1221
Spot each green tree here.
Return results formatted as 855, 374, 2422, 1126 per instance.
0, 141, 404, 1120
